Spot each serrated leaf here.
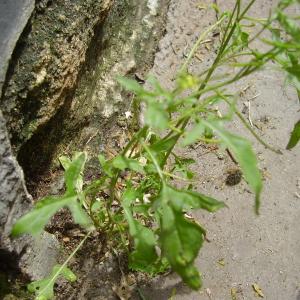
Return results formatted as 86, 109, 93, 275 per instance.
286, 120, 300, 149
28, 265, 76, 300
123, 205, 158, 272
202, 120, 262, 213
173, 158, 195, 180
160, 203, 204, 289
128, 223, 158, 272
163, 185, 225, 212
12, 196, 76, 236
145, 102, 169, 130
176, 157, 195, 165
117, 76, 144, 94
68, 201, 91, 226
150, 135, 178, 153
98, 154, 114, 177
182, 123, 205, 146
173, 155, 196, 179
65, 152, 87, 194
112, 155, 144, 173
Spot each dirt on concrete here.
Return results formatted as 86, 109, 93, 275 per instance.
134, 1, 300, 299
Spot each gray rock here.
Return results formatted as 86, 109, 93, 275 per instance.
19, 232, 60, 281
0, 109, 59, 279
1, 0, 113, 152
0, 0, 169, 293
0, 0, 34, 97
0, 109, 31, 239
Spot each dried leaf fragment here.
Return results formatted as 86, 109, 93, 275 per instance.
252, 283, 264, 298
217, 258, 225, 266
205, 288, 212, 299
231, 288, 237, 300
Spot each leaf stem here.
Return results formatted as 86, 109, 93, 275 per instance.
38, 231, 91, 297
180, 15, 227, 74
234, 105, 283, 154
141, 140, 164, 181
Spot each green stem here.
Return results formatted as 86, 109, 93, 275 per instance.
141, 140, 165, 181
180, 14, 227, 74
38, 232, 91, 297
106, 126, 150, 228
162, 171, 195, 182
108, 126, 149, 206
199, 0, 257, 92
160, 1, 259, 169
234, 105, 283, 154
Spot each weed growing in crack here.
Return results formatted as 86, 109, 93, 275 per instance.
12, 0, 300, 298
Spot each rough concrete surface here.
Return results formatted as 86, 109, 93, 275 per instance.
136, 0, 300, 299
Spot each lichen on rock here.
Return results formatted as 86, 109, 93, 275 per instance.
1, 0, 169, 187
1, 0, 113, 151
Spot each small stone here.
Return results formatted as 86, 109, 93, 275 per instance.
127, 274, 136, 286
58, 14, 66, 21
216, 152, 224, 160
226, 169, 242, 186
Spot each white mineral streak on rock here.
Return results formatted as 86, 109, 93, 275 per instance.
143, 0, 159, 28
147, 0, 158, 16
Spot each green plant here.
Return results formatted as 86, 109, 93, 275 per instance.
12, 0, 300, 298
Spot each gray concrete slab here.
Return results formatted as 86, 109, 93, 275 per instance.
137, 0, 300, 299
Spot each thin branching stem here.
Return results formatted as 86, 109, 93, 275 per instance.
38, 232, 91, 297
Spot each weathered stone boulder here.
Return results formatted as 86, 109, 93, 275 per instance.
0, 109, 60, 290
0, 0, 35, 97
0, 109, 31, 248
0, 0, 114, 290
1, 0, 169, 186
0, 0, 169, 297
1, 0, 113, 152
0, 4, 63, 294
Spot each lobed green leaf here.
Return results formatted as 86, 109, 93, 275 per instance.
150, 136, 178, 153
12, 196, 75, 237
123, 203, 158, 272
98, 154, 114, 177
112, 155, 144, 173
160, 203, 204, 289
182, 123, 205, 146
202, 120, 263, 213
28, 265, 76, 300
145, 102, 169, 130
287, 120, 300, 149
163, 185, 226, 212
64, 152, 87, 194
